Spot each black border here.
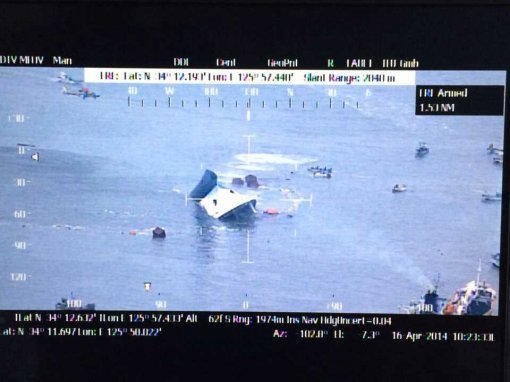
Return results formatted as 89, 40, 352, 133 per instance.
0, 2, 509, 381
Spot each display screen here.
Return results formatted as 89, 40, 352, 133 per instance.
0, 2, 508, 380
0, 68, 505, 314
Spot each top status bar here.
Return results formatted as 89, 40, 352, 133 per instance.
83, 68, 416, 86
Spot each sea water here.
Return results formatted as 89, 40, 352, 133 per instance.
0, 68, 504, 312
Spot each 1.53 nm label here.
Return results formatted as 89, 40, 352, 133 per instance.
415, 85, 504, 115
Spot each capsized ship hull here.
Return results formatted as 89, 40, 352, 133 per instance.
190, 170, 257, 220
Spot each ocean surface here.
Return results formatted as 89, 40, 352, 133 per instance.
0, 68, 504, 313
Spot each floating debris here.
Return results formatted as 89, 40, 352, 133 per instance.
264, 208, 279, 216
232, 177, 244, 186
245, 174, 260, 188
128, 227, 159, 236
152, 227, 166, 238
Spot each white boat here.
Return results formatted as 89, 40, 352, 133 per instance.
312, 170, 332, 178
442, 261, 497, 316
491, 253, 500, 268
56, 71, 81, 84
487, 143, 504, 155
190, 170, 257, 220
482, 191, 502, 201
392, 184, 407, 192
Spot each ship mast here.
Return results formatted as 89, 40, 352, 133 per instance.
476, 258, 482, 287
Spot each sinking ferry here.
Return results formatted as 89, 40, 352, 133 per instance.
190, 170, 257, 220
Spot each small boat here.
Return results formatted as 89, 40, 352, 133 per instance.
482, 191, 502, 201
392, 184, 407, 192
56, 71, 82, 84
493, 156, 503, 165
190, 170, 257, 220
491, 253, 500, 268
312, 170, 332, 178
308, 166, 332, 178
308, 166, 332, 172
442, 261, 497, 316
400, 274, 447, 315
487, 143, 504, 155
415, 142, 429, 157
55, 295, 95, 310
62, 85, 100, 99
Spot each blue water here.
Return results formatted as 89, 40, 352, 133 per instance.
0, 68, 504, 313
